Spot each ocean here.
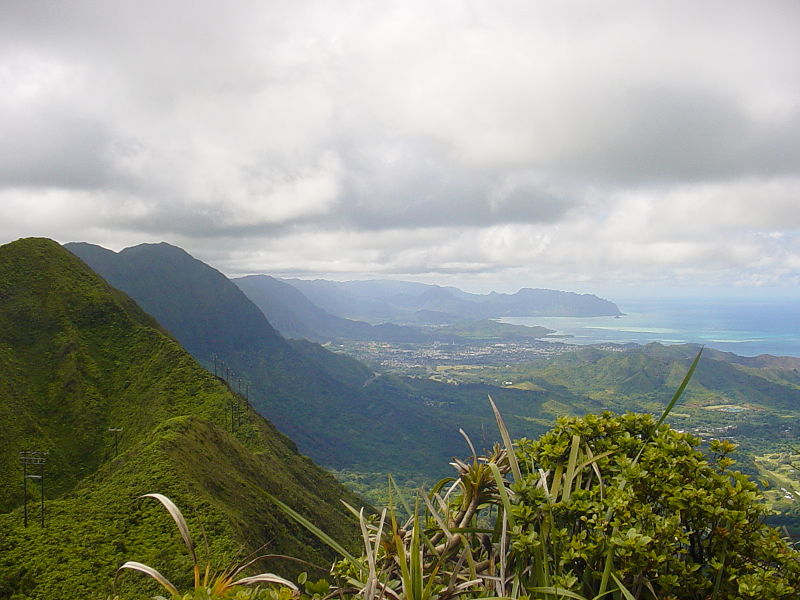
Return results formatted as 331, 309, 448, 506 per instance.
501, 296, 800, 358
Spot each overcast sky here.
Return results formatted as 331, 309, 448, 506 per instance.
1, 1, 798, 297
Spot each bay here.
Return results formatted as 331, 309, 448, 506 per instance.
501, 296, 800, 358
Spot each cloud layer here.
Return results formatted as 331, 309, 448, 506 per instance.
1, 1, 798, 293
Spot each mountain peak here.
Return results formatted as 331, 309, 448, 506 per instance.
1, 237, 362, 596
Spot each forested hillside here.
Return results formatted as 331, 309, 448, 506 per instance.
0, 238, 361, 599
66, 242, 547, 480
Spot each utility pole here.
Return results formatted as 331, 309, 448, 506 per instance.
19, 451, 48, 527
108, 427, 123, 457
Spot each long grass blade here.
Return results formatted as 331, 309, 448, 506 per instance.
410, 506, 423, 600
359, 507, 379, 600
576, 448, 613, 473
141, 493, 197, 565
488, 463, 515, 529
598, 525, 618, 597
394, 530, 412, 598
654, 347, 703, 430
549, 463, 563, 501
527, 586, 590, 600
635, 347, 704, 464
460, 428, 479, 462
116, 561, 179, 597
263, 490, 362, 570
233, 573, 299, 590
389, 473, 415, 519
141, 493, 199, 587
562, 434, 582, 503
609, 572, 636, 600
498, 499, 508, 596
421, 491, 455, 545
488, 396, 522, 482
231, 554, 327, 580
583, 444, 606, 499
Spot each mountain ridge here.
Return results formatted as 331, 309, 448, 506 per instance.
0, 238, 361, 598
65, 241, 522, 476
278, 277, 622, 324
233, 274, 554, 343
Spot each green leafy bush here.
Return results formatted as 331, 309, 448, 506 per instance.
274, 394, 800, 600
511, 412, 800, 599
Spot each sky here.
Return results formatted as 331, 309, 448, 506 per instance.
1, 1, 799, 298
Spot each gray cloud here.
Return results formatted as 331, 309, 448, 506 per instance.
0, 1, 798, 292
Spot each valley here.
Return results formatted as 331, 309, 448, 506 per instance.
3, 237, 800, 598
326, 335, 800, 525
330, 338, 628, 377
67, 240, 800, 521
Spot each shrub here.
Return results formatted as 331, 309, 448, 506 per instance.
124, 350, 800, 599
511, 412, 800, 599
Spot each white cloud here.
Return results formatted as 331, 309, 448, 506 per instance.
0, 0, 798, 293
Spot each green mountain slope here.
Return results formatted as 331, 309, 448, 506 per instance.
64, 243, 452, 468
519, 343, 800, 410
65, 242, 551, 481
0, 238, 361, 599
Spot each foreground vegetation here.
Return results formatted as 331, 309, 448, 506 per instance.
337, 341, 800, 527
117, 410, 800, 599
115, 354, 800, 600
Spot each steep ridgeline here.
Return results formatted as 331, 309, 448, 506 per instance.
65, 243, 545, 480
0, 238, 362, 599
233, 274, 441, 343
279, 278, 622, 324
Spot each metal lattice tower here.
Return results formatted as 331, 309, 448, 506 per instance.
19, 451, 48, 527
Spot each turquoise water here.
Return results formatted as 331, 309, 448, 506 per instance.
501, 297, 800, 358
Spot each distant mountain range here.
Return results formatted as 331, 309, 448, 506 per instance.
234, 274, 555, 343
64, 241, 800, 506
233, 274, 440, 342
0, 238, 360, 598
274, 277, 623, 324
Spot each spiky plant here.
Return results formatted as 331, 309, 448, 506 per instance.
115, 494, 298, 599
119, 348, 800, 599
268, 350, 713, 600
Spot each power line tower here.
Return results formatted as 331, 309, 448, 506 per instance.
108, 427, 123, 457
19, 451, 48, 527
